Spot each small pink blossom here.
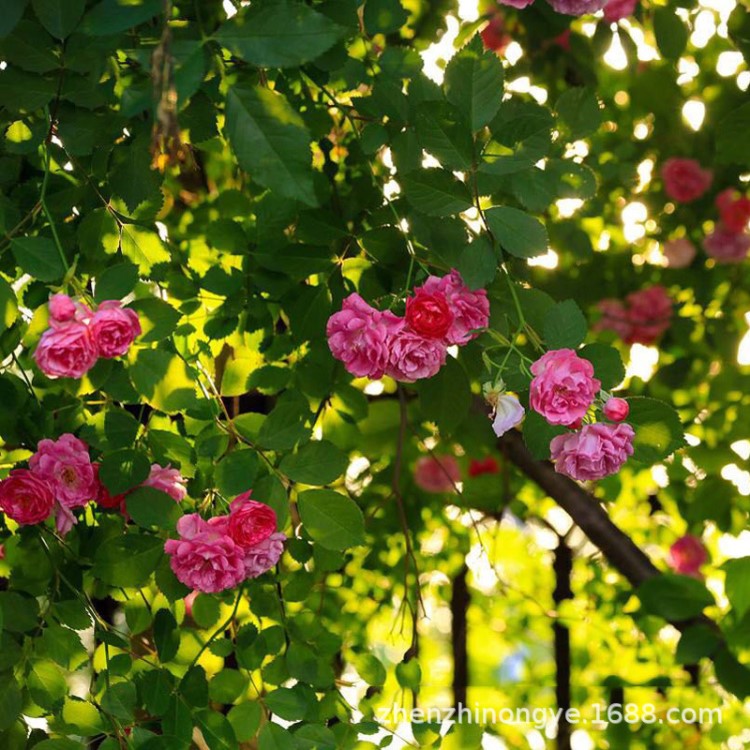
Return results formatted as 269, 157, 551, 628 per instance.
624, 286, 672, 345
414, 455, 461, 493
603, 397, 629, 422
34, 322, 98, 379
90, 301, 141, 358
550, 422, 635, 481
243, 532, 286, 578
547, 0, 606, 14
164, 514, 247, 594
421, 270, 490, 345
703, 226, 750, 264
49, 294, 77, 323
29, 434, 97, 510
142, 464, 187, 503
595, 299, 632, 340
0, 469, 56, 525
481, 14, 511, 54
228, 492, 277, 548
716, 188, 750, 234
385, 329, 446, 382
530, 349, 601, 426
603, 0, 637, 21
661, 158, 712, 203
326, 294, 404, 379
491, 394, 525, 436
663, 238, 696, 269
667, 534, 707, 578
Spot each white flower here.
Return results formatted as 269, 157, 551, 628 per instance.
491, 394, 525, 437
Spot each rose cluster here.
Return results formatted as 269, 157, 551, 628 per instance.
35, 294, 141, 379
596, 285, 672, 346
327, 270, 489, 383
667, 534, 707, 579
529, 349, 635, 481
703, 189, 750, 264
498, 0, 607, 16
0, 433, 187, 536
164, 492, 285, 593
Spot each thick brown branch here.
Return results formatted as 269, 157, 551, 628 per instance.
450, 565, 469, 711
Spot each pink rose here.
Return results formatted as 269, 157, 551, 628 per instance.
421, 270, 490, 345
228, 492, 278, 548
327, 294, 404, 379
603, 0, 637, 21
624, 286, 672, 345
164, 514, 247, 594
29, 434, 96, 510
595, 299, 632, 340
481, 14, 511, 54
663, 238, 696, 269
703, 226, 750, 264
667, 534, 707, 578
48, 294, 77, 323
716, 188, 750, 234
405, 289, 454, 341
530, 349, 601, 426
142, 464, 187, 503
547, 0, 606, 14
414, 455, 461, 493
34, 322, 98, 379
385, 329, 447, 382
550, 422, 635, 481
661, 158, 712, 203
243, 532, 286, 578
90, 301, 141, 358
603, 397, 629, 422
0, 469, 56, 525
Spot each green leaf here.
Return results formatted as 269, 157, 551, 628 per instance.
78, 208, 120, 259
119, 224, 170, 274
416, 357, 471, 435
400, 169, 473, 217
415, 101, 473, 170
27, 659, 67, 710
224, 86, 317, 207
32, 0, 85, 38
128, 298, 180, 343
153, 609, 180, 663
724, 557, 750, 620
395, 659, 422, 690
579, 344, 625, 390
126, 487, 182, 531
637, 574, 715, 621
227, 702, 262, 742
98, 448, 151, 495
60, 698, 105, 735
215, 449, 260, 495
444, 36, 504, 131
264, 687, 311, 721
543, 300, 587, 349
92, 533, 164, 587
297, 489, 365, 550
0, 676, 22, 731
257, 394, 312, 451
100, 682, 137, 722
675, 624, 721, 664
456, 235, 498, 289
81, 0, 161, 36
110, 145, 162, 214
485, 206, 548, 259
0, 69, 57, 112
294, 725, 337, 750
0, 1, 26, 39
258, 723, 296, 750
653, 7, 689, 60
0, 21, 60, 73
523, 410, 566, 461
139, 669, 174, 716
128, 349, 198, 414
716, 102, 750, 167
714, 645, 750, 699
363, 0, 408, 34
626, 397, 684, 463
0, 277, 18, 335
555, 87, 601, 139
279, 440, 349, 485
196, 710, 237, 749
208, 670, 246, 704
216, 0, 345, 68
11, 236, 66, 282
